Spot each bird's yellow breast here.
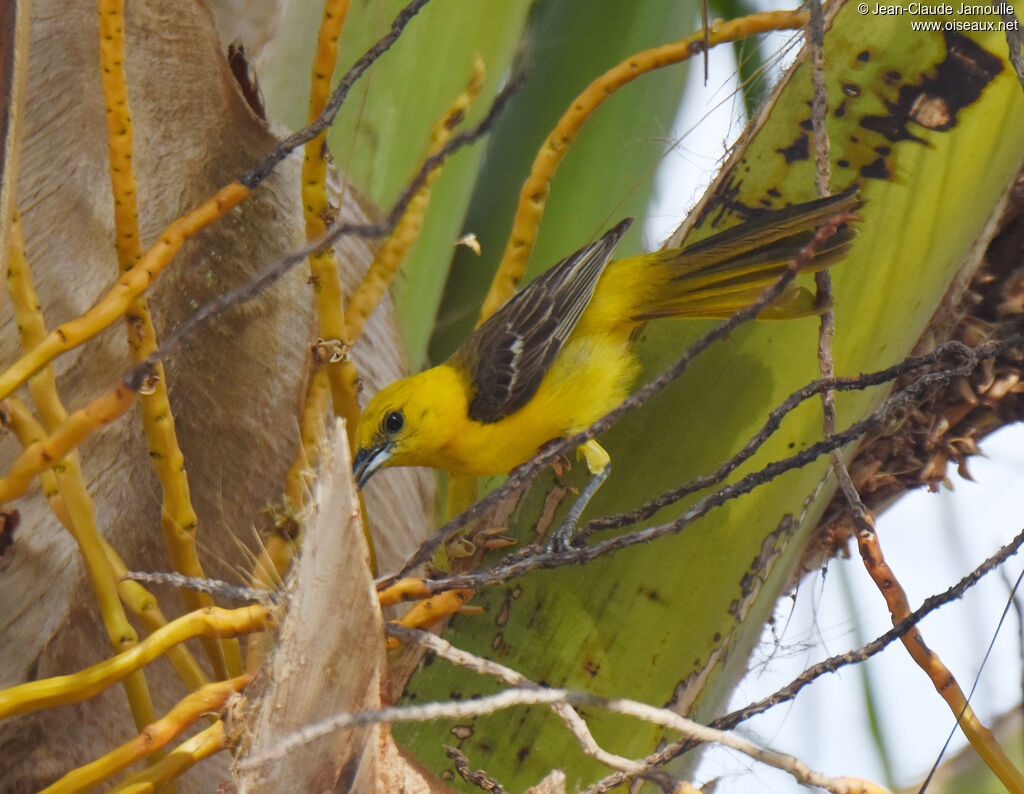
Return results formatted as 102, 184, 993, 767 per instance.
436, 332, 639, 476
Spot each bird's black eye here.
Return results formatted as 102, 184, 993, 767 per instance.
383, 410, 405, 435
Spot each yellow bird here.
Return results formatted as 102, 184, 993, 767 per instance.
353, 189, 860, 487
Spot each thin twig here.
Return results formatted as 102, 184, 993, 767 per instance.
240, 0, 434, 189
725, 527, 1024, 728
237, 665, 886, 793
580, 340, 1009, 537
806, 0, 855, 586
388, 625, 680, 789
832, 413, 1023, 780
1001, 566, 1024, 742
121, 571, 279, 604
806, 0, 831, 199
586, 526, 1024, 791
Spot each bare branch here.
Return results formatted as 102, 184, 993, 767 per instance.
587, 525, 1024, 790
580, 339, 1015, 537
121, 571, 278, 604
240, 0, 435, 189
240, 644, 886, 794
388, 625, 680, 790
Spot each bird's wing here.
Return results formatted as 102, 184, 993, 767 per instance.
454, 218, 633, 424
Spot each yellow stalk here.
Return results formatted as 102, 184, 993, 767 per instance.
0, 181, 250, 402
0, 605, 272, 720
344, 53, 487, 344
106, 721, 229, 794
97, 0, 239, 678
385, 589, 477, 650
377, 576, 432, 607
5, 399, 209, 694
0, 381, 137, 504
40, 676, 250, 794
479, 10, 809, 322
303, 0, 354, 424
2, 398, 156, 732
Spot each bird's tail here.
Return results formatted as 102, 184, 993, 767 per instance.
633, 187, 862, 322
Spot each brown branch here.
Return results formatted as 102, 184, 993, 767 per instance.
390, 624, 680, 790
852, 508, 1024, 790
586, 525, 1024, 791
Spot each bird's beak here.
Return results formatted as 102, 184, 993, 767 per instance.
352, 442, 394, 488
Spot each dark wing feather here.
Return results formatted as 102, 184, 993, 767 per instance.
453, 218, 633, 424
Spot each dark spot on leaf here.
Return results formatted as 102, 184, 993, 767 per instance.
857, 49, 871, 62
837, 159, 850, 169
860, 157, 891, 180
776, 134, 810, 164
842, 82, 861, 97
834, 99, 847, 118
862, 113, 924, 144
861, 32, 1002, 142
741, 572, 757, 596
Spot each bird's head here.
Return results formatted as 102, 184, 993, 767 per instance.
352, 366, 468, 487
